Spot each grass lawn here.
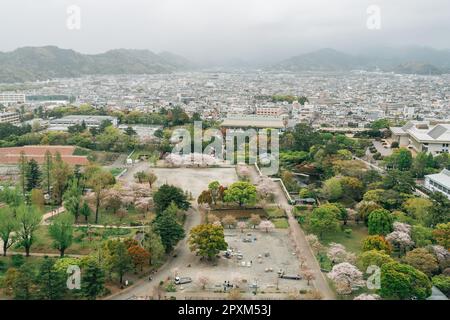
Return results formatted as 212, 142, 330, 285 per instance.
50, 207, 155, 227
109, 167, 125, 177
319, 223, 368, 254
272, 218, 289, 229
265, 206, 286, 218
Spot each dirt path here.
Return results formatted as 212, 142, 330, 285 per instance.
106, 204, 202, 300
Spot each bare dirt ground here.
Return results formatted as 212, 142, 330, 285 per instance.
121, 164, 238, 198
172, 229, 311, 295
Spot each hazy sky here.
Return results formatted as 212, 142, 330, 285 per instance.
1, 0, 449, 63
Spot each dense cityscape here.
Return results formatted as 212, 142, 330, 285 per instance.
0, 0, 449, 310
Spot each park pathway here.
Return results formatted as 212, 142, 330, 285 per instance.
105, 204, 202, 300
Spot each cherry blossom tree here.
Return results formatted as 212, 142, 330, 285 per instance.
302, 270, 315, 286
212, 221, 222, 227
236, 165, 250, 181
222, 215, 237, 229
258, 220, 275, 233
237, 221, 247, 233
429, 245, 450, 271
393, 221, 412, 234
257, 177, 276, 201
206, 214, 220, 224
327, 243, 356, 265
197, 274, 210, 290
386, 230, 414, 255
327, 262, 365, 295
306, 234, 324, 254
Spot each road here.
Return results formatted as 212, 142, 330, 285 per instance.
106, 204, 202, 300
247, 165, 335, 300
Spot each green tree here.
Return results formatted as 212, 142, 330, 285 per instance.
362, 235, 392, 254
134, 171, 148, 183
48, 214, 74, 257
18, 151, 28, 197
308, 204, 340, 239
189, 224, 228, 260
16, 205, 42, 257
403, 197, 432, 225
153, 184, 190, 214
87, 169, 115, 224
291, 123, 323, 152
81, 259, 105, 300
321, 177, 343, 201
403, 248, 439, 277
411, 152, 434, 178
146, 171, 157, 189
432, 275, 450, 297
51, 152, 72, 204
154, 205, 185, 252
428, 192, 450, 227
223, 181, 257, 207
368, 209, 393, 235
144, 226, 165, 265
13, 263, 36, 300
432, 222, 450, 249
357, 249, 394, 271
36, 257, 66, 300
380, 262, 432, 300
42, 150, 53, 196
208, 181, 221, 205
105, 240, 133, 284
384, 148, 412, 171
30, 189, 45, 211
63, 179, 82, 222
411, 225, 434, 247
370, 119, 390, 130
197, 190, 212, 206
382, 170, 415, 194
25, 159, 41, 192
0, 206, 18, 256
80, 201, 92, 223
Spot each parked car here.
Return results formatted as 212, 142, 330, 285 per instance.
174, 277, 192, 285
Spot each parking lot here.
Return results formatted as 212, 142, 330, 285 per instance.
173, 229, 311, 295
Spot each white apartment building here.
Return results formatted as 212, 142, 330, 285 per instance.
49, 115, 118, 131
0, 112, 20, 125
0, 94, 26, 105
425, 169, 450, 200
391, 121, 450, 155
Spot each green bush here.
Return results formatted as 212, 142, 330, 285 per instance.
11, 255, 25, 268
344, 229, 352, 238
432, 275, 450, 297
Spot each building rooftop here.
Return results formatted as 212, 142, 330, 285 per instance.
221, 116, 285, 129
391, 121, 450, 142
426, 169, 450, 187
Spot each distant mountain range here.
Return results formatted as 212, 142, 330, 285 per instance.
274, 47, 450, 74
0, 46, 449, 83
0, 46, 194, 83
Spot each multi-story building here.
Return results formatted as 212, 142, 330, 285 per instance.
0, 94, 26, 105
390, 121, 450, 155
48, 115, 118, 131
425, 169, 450, 199
255, 105, 283, 117
0, 112, 20, 125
